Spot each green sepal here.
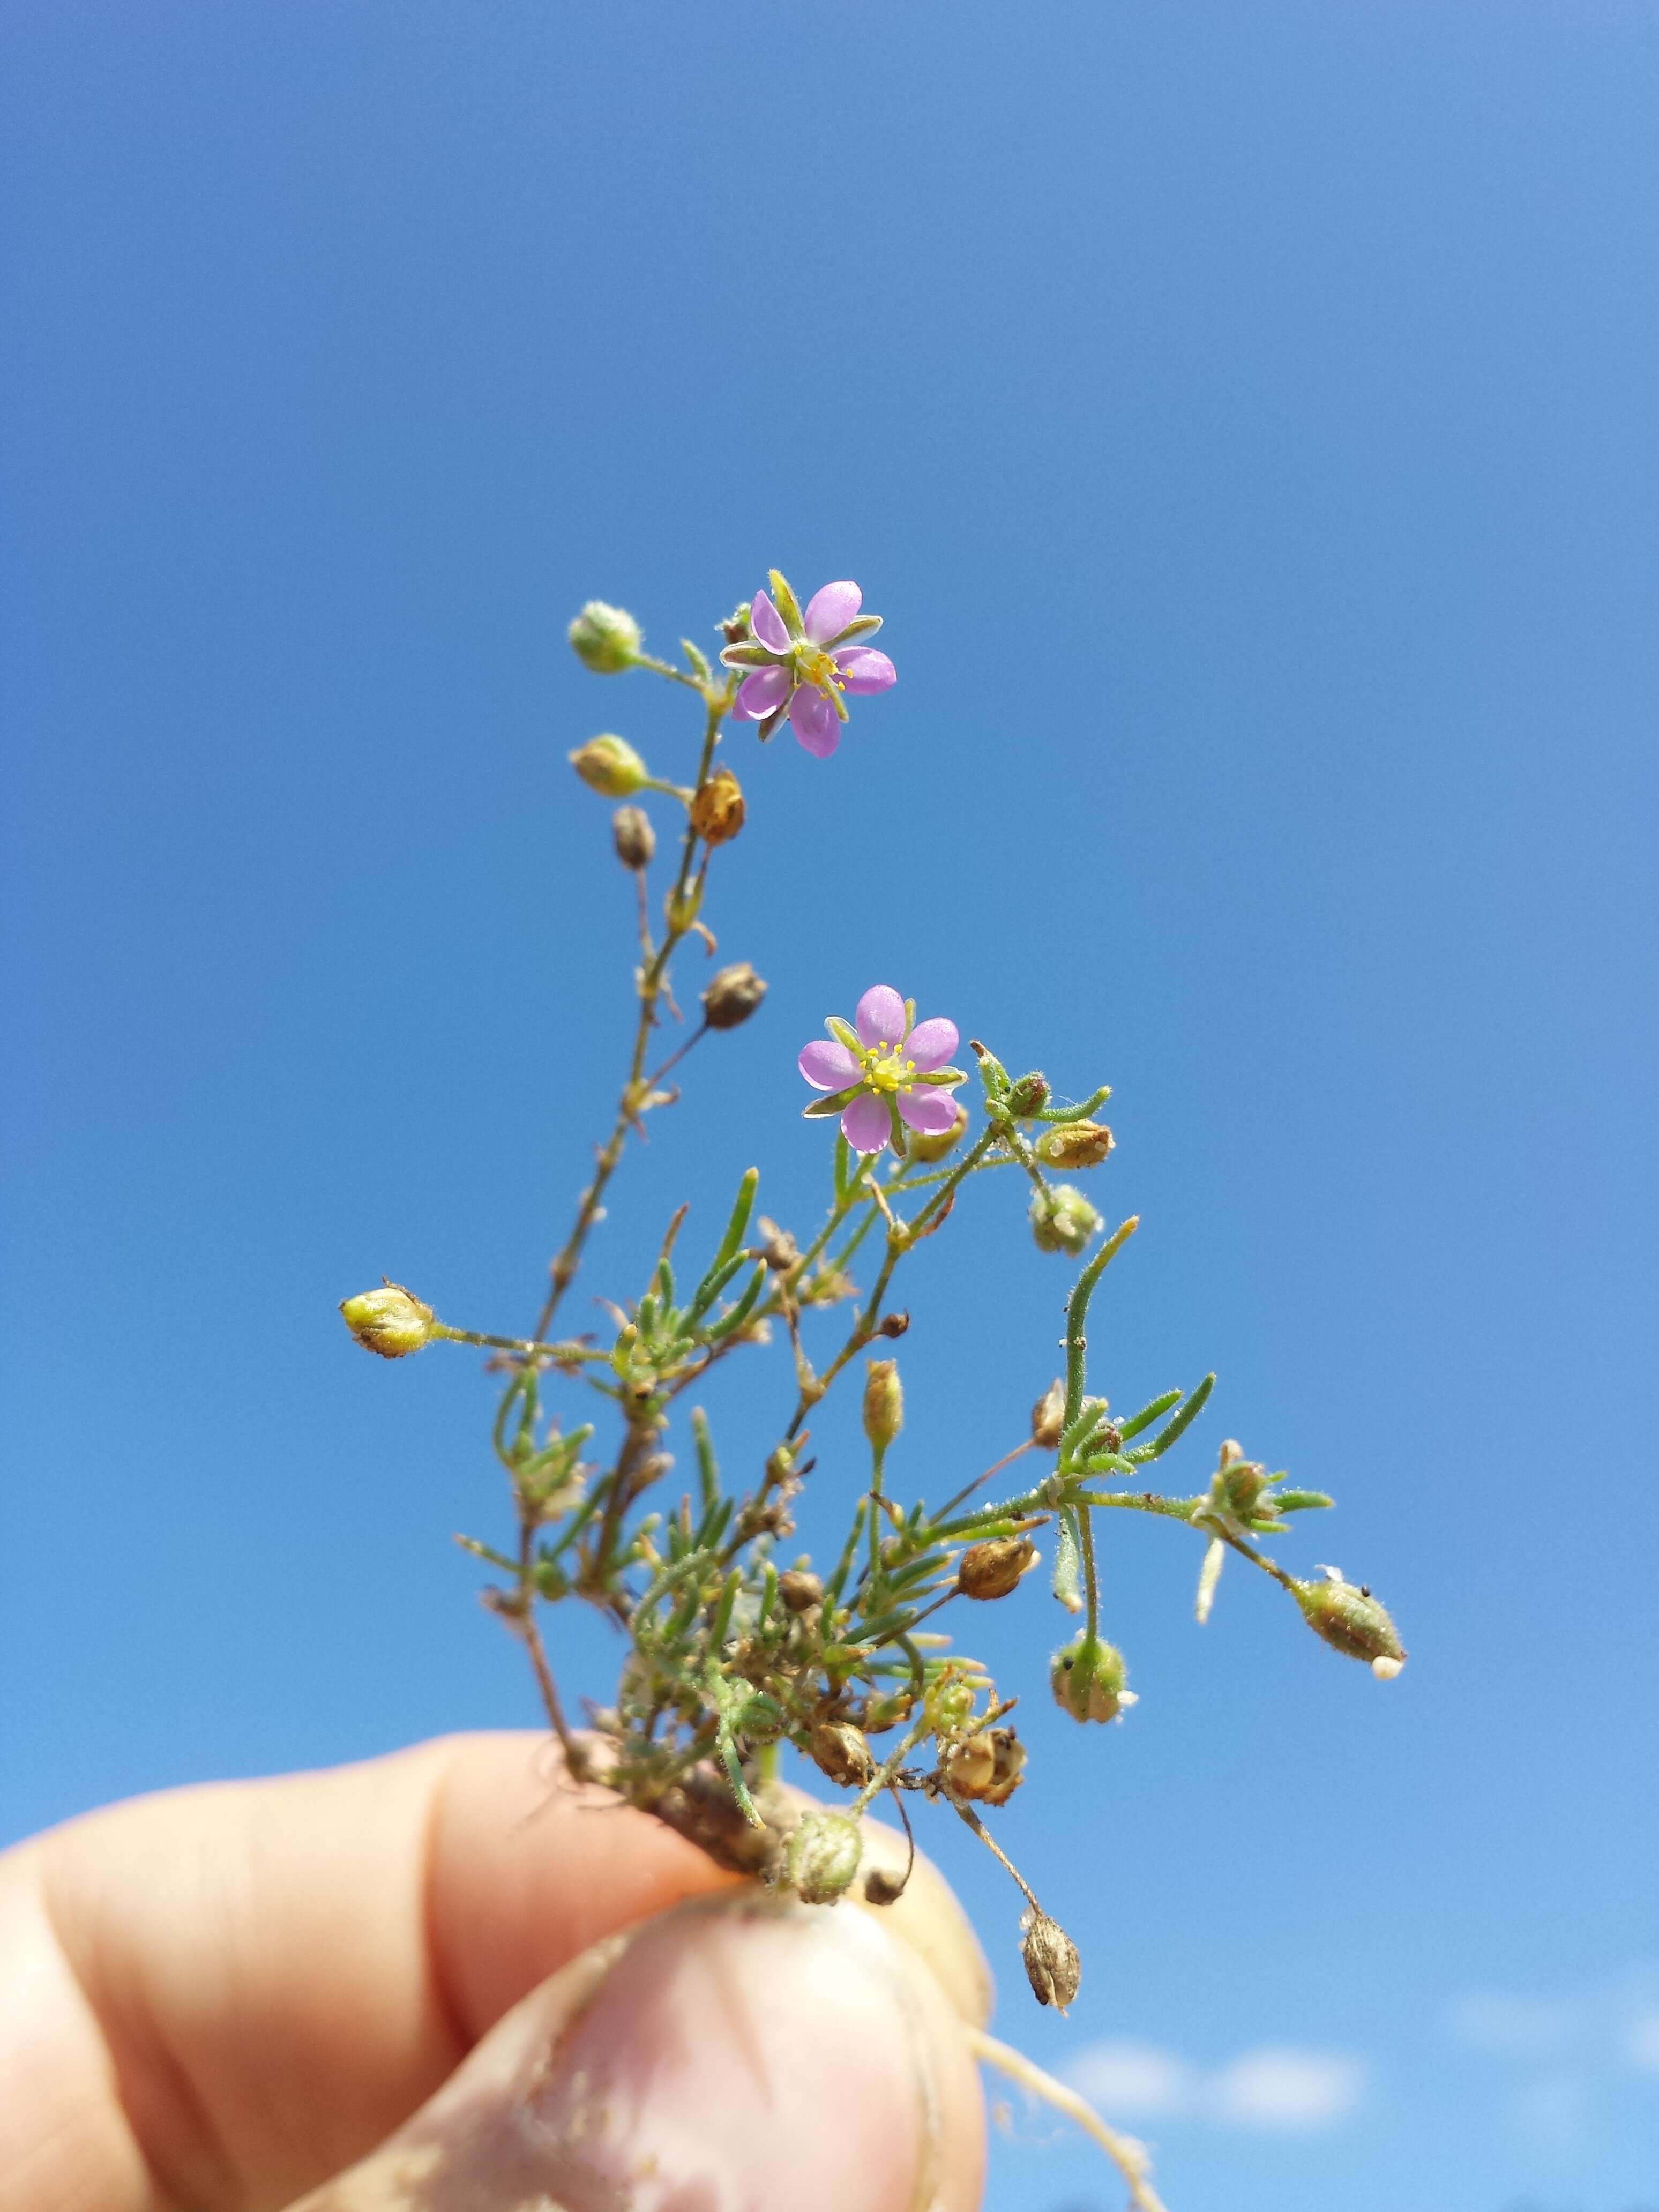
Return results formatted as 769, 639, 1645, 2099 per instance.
1273, 1488, 1334, 1513
720, 642, 786, 669
804, 1087, 860, 1118
828, 612, 883, 645
911, 1066, 966, 1086
767, 569, 805, 634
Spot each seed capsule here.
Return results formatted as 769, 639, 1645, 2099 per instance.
957, 1536, 1036, 1601
1295, 1570, 1407, 1676
862, 1359, 904, 1452
701, 962, 767, 1030
1036, 1120, 1116, 1169
569, 734, 648, 797
339, 1282, 436, 1358
1050, 1632, 1134, 1723
905, 1097, 967, 1164
809, 1720, 876, 1788
1020, 1908, 1081, 2012
1029, 1183, 1102, 1256
611, 804, 655, 869
1031, 1379, 1066, 1449
784, 1811, 863, 1905
689, 766, 745, 846
946, 1726, 1026, 1807
777, 1570, 823, 1613
568, 599, 642, 672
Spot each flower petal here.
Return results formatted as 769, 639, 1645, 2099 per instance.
841, 1091, 892, 1154
798, 1039, 860, 1092
898, 1086, 962, 1135
832, 648, 897, 695
855, 985, 908, 1049
789, 686, 841, 757
804, 581, 862, 644
903, 1016, 959, 1072
751, 589, 790, 654
735, 666, 791, 719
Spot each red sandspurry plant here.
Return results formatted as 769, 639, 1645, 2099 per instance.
340, 567, 1406, 2208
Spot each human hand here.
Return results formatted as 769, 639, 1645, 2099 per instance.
0, 1733, 987, 2211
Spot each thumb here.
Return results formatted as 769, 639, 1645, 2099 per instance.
286, 1889, 986, 2212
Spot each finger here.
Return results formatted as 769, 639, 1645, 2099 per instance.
0, 1732, 733, 2212
286, 1891, 985, 2212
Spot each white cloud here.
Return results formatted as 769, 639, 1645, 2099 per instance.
1212, 2046, 1367, 2132
1065, 2040, 1366, 2134
1448, 1992, 1578, 2058
1067, 2039, 1197, 2119
1626, 2009, 1659, 2075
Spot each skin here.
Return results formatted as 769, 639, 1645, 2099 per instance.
0, 1733, 987, 2212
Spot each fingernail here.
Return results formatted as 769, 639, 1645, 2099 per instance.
523, 1893, 940, 2212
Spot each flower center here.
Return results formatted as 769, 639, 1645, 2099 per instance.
794, 644, 842, 694
860, 1044, 915, 1094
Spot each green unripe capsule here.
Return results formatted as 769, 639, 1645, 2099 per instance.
1050, 1633, 1135, 1723
1029, 1183, 1102, 1256
339, 1281, 436, 1358
570, 734, 649, 798
784, 1811, 863, 1905
1295, 1571, 1407, 1678
568, 599, 642, 672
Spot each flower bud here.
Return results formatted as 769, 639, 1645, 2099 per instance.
720, 602, 752, 645
778, 1569, 823, 1612
1020, 1908, 1081, 2012
905, 1096, 968, 1164
809, 1720, 876, 1788
875, 1308, 910, 1339
1029, 1184, 1103, 1256
570, 733, 648, 798
1036, 1120, 1116, 1169
568, 599, 641, 672
862, 1358, 903, 1453
1031, 1378, 1066, 1449
701, 961, 767, 1030
957, 1535, 1036, 1602
611, 804, 655, 870
784, 1810, 862, 1905
689, 766, 745, 846
1006, 1071, 1050, 1116
1295, 1570, 1406, 1675
1050, 1632, 1134, 1723
339, 1281, 436, 1358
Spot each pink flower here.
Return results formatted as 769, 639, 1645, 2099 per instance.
722, 570, 896, 757
798, 984, 965, 1155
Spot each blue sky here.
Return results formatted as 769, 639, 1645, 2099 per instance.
3, 5, 1656, 2207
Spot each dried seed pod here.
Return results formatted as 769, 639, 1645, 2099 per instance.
980, 1728, 1027, 1807
862, 1866, 907, 1907
945, 1727, 1027, 1807
957, 1535, 1036, 1602
784, 1811, 862, 1905
339, 1282, 436, 1358
1030, 1378, 1066, 1449
689, 766, 746, 846
1020, 1908, 1081, 2012
701, 961, 767, 1030
777, 1570, 823, 1613
809, 1720, 876, 1789
611, 804, 655, 869
1035, 1119, 1115, 1169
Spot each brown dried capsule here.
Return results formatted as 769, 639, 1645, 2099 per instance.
1031, 1378, 1066, 1450
689, 766, 746, 846
1036, 1119, 1116, 1169
957, 1535, 1037, 1601
1020, 1908, 1081, 2012
809, 1720, 876, 1788
862, 1866, 907, 1907
701, 961, 767, 1030
944, 1726, 1027, 1807
611, 804, 655, 870
777, 1570, 823, 1613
